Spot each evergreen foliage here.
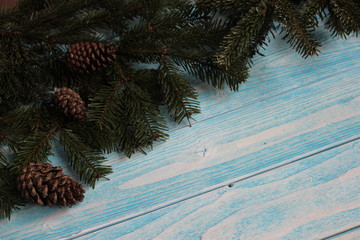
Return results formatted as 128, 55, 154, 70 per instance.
0, 0, 358, 219
0, 165, 26, 220
197, 0, 359, 69
0, 0, 244, 218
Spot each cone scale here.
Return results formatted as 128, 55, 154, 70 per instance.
66, 42, 117, 74
17, 163, 85, 207
53, 87, 87, 122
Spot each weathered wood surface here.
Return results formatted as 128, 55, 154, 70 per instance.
78, 140, 360, 240
0, 29, 359, 239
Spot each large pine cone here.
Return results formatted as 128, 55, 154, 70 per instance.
17, 163, 85, 207
53, 87, 87, 122
66, 42, 117, 74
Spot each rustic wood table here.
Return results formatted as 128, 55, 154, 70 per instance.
1, 28, 359, 240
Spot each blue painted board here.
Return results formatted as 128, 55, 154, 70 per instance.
76, 140, 360, 240
0, 29, 359, 239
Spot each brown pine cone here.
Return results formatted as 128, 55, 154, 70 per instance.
17, 163, 85, 207
66, 42, 117, 74
53, 87, 87, 122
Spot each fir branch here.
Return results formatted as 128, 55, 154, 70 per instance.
117, 80, 169, 156
59, 128, 112, 188
46, 8, 108, 44
0, 165, 25, 220
327, 0, 360, 38
1, 105, 48, 144
6, 105, 39, 130
0, 147, 6, 167
240, 12, 275, 65
87, 66, 127, 131
0, 134, 19, 167
0, 133, 19, 152
157, 63, 201, 124
13, 125, 58, 171
7, 0, 103, 43
214, 4, 268, 68
102, 0, 146, 28
197, 0, 261, 15
301, 0, 328, 28
65, 122, 117, 154
120, 1, 206, 47
172, 54, 248, 91
273, 0, 321, 58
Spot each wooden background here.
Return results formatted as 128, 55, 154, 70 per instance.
0, 25, 359, 239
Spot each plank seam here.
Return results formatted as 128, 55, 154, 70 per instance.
320, 224, 360, 240
67, 136, 360, 240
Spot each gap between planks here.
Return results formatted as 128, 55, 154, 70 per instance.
67, 136, 360, 240
321, 224, 360, 240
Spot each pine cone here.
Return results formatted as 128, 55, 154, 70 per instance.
66, 42, 117, 74
17, 163, 85, 207
53, 87, 87, 122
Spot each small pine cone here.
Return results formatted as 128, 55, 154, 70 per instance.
17, 163, 85, 207
53, 87, 87, 122
66, 42, 117, 74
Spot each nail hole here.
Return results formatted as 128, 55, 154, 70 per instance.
228, 183, 234, 188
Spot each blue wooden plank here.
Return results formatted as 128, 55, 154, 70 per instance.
75, 140, 360, 240
0, 31, 359, 239
0, 53, 359, 239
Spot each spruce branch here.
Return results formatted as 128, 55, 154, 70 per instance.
326, 0, 360, 37
46, 9, 107, 44
0, 150, 6, 167
125, 43, 249, 91
0, 133, 19, 167
0, 165, 25, 220
301, 0, 328, 28
214, 4, 268, 68
273, 0, 321, 57
115, 86, 165, 156
197, 0, 261, 15
172, 54, 248, 91
157, 63, 201, 125
1, 105, 52, 145
0, 184, 23, 220
59, 128, 112, 188
66, 122, 117, 154
87, 65, 128, 131
13, 125, 58, 171
0, 133, 19, 151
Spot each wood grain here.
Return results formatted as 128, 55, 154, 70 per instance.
77, 140, 360, 240
0, 31, 359, 239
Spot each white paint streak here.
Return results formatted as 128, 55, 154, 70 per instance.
201, 167, 360, 240
118, 97, 359, 190
41, 200, 105, 235
124, 146, 359, 240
